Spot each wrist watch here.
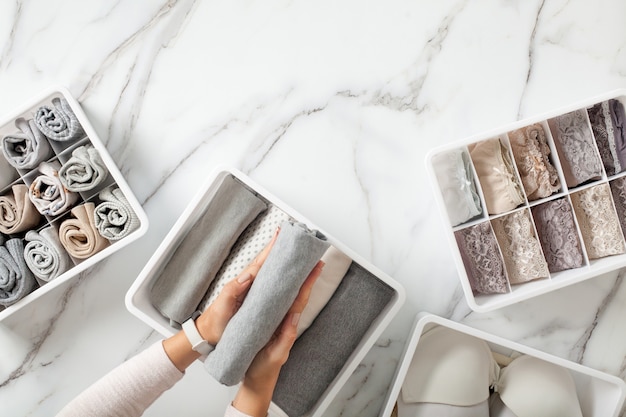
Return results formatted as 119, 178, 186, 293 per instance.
182, 314, 214, 357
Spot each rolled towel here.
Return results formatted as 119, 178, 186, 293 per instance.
24, 226, 73, 284
59, 145, 108, 192
1, 118, 53, 170
0, 238, 37, 307
94, 188, 140, 241
34, 97, 84, 142
30, 161, 79, 216
204, 220, 329, 386
150, 174, 267, 327
59, 203, 110, 259
0, 184, 41, 234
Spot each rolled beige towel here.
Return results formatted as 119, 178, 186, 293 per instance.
0, 184, 41, 234
59, 203, 110, 259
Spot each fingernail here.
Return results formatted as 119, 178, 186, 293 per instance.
237, 272, 253, 284
291, 312, 301, 326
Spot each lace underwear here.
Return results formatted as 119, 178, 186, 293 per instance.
508, 123, 560, 200
491, 210, 549, 285
549, 109, 603, 188
432, 149, 482, 226
531, 198, 584, 273
587, 99, 626, 176
469, 138, 524, 215
455, 222, 509, 294
570, 184, 625, 259
610, 177, 626, 241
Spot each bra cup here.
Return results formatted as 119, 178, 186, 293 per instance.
397, 397, 489, 417
497, 355, 583, 417
401, 326, 498, 406
488, 393, 518, 417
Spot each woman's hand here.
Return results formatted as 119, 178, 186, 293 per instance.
231, 260, 324, 417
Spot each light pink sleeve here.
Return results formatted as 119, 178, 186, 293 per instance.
56, 341, 184, 417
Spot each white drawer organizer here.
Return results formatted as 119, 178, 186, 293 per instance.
0, 86, 148, 321
381, 313, 626, 417
126, 166, 406, 417
426, 89, 626, 312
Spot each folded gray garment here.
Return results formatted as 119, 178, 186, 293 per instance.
272, 262, 395, 417
34, 97, 85, 142
59, 145, 109, 192
29, 161, 80, 216
204, 220, 329, 386
0, 238, 37, 307
150, 175, 267, 327
24, 227, 73, 285
1, 118, 53, 170
94, 188, 140, 241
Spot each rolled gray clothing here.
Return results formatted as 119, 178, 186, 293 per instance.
59, 145, 109, 192
94, 188, 140, 241
24, 227, 73, 285
272, 262, 395, 417
204, 220, 329, 386
150, 174, 267, 327
0, 238, 37, 307
34, 97, 85, 142
1, 117, 53, 170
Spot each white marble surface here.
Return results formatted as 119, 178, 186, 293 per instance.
1, 0, 626, 416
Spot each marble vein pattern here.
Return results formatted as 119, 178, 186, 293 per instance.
0, 0, 626, 416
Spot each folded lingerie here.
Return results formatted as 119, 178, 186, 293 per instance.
0, 184, 41, 234
399, 326, 584, 417
35, 97, 85, 142
94, 187, 140, 241
58, 202, 110, 260
508, 123, 560, 200
532, 198, 584, 272
549, 109, 603, 188
29, 161, 79, 217
610, 177, 626, 241
432, 149, 482, 226
469, 138, 524, 215
24, 226, 73, 284
570, 183, 625, 259
0, 237, 37, 307
59, 145, 109, 192
1, 117, 53, 170
587, 99, 626, 176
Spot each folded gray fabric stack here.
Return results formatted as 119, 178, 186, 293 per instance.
205, 220, 329, 386
59, 145, 108, 192
29, 161, 79, 216
1, 117, 53, 170
150, 175, 267, 327
24, 227, 73, 285
272, 263, 395, 417
94, 188, 140, 241
0, 238, 37, 307
34, 97, 84, 142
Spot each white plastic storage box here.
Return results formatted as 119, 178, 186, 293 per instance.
125, 166, 406, 417
381, 313, 626, 417
426, 89, 626, 312
0, 86, 148, 321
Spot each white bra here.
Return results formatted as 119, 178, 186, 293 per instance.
400, 326, 583, 417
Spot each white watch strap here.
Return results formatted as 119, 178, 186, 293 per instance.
182, 316, 214, 356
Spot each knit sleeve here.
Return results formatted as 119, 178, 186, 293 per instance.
56, 341, 184, 417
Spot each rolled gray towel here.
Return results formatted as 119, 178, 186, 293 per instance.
1, 118, 53, 170
29, 161, 79, 217
150, 174, 267, 327
59, 145, 108, 192
0, 238, 37, 307
204, 220, 329, 386
34, 97, 84, 142
24, 227, 73, 284
94, 188, 140, 241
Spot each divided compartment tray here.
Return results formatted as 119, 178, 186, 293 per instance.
381, 313, 626, 417
0, 86, 148, 321
426, 89, 626, 312
125, 166, 406, 417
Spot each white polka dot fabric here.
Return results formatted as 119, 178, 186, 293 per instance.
198, 204, 292, 311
